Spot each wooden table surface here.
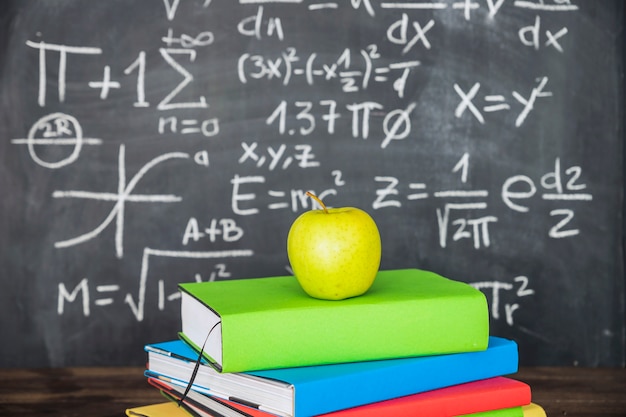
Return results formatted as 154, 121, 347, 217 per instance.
0, 366, 624, 416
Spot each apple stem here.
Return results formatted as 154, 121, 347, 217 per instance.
306, 191, 328, 214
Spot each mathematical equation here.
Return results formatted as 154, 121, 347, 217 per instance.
54, 150, 590, 322
14, 0, 576, 134
57, 253, 536, 327
58, 260, 244, 322
470, 275, 536, 326
231, 153, 593, 245
233, 0, 577, 42
8, 0, 589, 326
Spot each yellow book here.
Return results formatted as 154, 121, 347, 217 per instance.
125, 402, 192, 417
522, 403, 547, 417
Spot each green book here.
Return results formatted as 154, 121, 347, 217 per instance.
178, 268, 489, 373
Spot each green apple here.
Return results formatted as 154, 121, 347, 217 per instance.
287, 192, 382, 300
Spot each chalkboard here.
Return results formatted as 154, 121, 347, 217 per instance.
0, 0, 623, 368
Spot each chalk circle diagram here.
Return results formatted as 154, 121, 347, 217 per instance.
14, 112, 101, 169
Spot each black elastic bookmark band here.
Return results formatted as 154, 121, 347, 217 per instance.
178, 321, 221, 407
161, 391, 202, 417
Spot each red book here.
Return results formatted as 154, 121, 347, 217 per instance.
318, 377, 531, 417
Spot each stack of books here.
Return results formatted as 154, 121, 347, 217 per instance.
127, 268, 547, 417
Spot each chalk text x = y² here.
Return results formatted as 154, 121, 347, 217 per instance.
52, 144, 190, 258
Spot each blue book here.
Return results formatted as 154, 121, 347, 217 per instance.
145, 336, 519, 417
